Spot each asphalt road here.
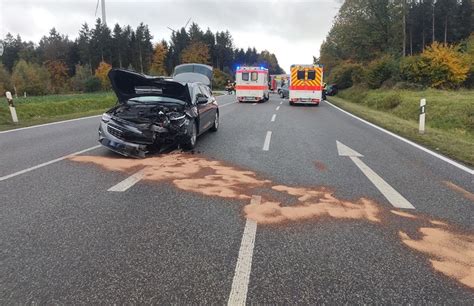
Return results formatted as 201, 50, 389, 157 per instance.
1, 94, 473, 304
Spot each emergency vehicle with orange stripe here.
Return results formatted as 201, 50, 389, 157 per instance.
235, 66, 270, 103
289, 64, 323, 105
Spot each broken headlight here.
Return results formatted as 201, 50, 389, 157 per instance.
169, 112, 186, 127
102, 113, 112, 122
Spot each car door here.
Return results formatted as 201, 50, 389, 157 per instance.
196, 85, 213, 133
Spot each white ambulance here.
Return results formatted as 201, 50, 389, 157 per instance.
235, 66, 270, 103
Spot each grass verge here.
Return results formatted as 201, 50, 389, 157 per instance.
0, 92, 116, 131
327, 95, 474, 167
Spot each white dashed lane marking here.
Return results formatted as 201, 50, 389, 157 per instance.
228, 195, 261, 306
108, 169, 147, 192
262, 131, 272, 151
271, 114, 276, 122
276, 106, 280, 111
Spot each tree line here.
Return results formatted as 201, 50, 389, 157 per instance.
0, 20, 284, 95
318, 0, 473, 89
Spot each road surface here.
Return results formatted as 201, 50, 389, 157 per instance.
1, 94, 473, 304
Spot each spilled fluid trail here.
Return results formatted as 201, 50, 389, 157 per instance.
69, 153, 474, 290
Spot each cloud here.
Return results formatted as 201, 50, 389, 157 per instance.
0, 0, 341, 71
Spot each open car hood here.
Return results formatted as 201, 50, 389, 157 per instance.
172, 63, 213, 87
108, 69, 191, 104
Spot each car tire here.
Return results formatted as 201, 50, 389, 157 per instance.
182, 120, 197, 150
289, 101, 294, 106
210, 111, 219, 132
280, 92, 284, 98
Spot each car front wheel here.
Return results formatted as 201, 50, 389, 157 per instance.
182, 120, 197, 150
210, 111, 219, 132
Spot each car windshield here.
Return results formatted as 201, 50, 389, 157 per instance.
128, 96, 185, 104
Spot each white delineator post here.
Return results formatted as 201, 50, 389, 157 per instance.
5, 91, 19, 123
419, 98, 426, 134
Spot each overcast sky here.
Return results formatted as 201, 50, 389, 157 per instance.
0, 0, 341, 72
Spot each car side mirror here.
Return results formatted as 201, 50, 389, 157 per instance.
197, 95, 208, 104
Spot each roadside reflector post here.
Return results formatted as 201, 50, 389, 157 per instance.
419, 98, 426, 134
5, 91, 19, 123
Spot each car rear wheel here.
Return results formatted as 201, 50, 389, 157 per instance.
182, 120, 197, 150
280, 92, 284, 98
210, 111, 219, 132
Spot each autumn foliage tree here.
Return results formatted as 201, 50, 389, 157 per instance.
180, 41, 211, 65
94, 61, 112, 90
11, 60, 50, 95
421, 42, 470, 88
149, 41, 169, 76
0, 64, 12, 96
45, 60, 69, 93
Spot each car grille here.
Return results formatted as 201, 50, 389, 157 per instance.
107, 125, 125, 140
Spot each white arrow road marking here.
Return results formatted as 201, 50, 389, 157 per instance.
327, 101, 473, 175
228, 195, 261, 306
262, 131, 272, 151
0, 145, 102, 182
108, 169, 147, 192
337, 141, 415, 209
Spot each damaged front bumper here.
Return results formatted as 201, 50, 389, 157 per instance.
98, 116, 190, 158
99, 121, 149, 158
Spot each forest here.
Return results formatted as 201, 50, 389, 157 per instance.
0, 20, 285, 95
318, 0, 473, 89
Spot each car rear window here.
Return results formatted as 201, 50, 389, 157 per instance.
242, 72, 249, 81
297, 70, 305, 80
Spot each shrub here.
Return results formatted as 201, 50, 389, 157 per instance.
11, 60, 50, 96
328, 63, 364, 89
94, 61, 112, 90
84, 76, 101, 92
366, 56, 397, 89
212, 68, 232, 90
0, 64, 11, 96
400, 55, 431, 86
421, 42, 470, 89
380, 93, 402, 110
71, 64, 93, 92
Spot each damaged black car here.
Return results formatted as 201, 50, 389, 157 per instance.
98, 67, 219, 158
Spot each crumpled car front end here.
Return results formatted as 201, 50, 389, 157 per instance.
98, 69, 195, 158
99, 104, 194, 158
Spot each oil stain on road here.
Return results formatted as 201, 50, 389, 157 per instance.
69, 153, 474, 290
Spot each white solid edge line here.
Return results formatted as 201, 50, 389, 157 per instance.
108, 168, 147, 192
0, 115, 101, 134
325, 101, 474, 175
350, 156, 415, 209
0, 145, 102, 182
276, 106, 280, 111
228, 195, 261, 306
262, 131, 272, 151
271, 114, 276, 122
